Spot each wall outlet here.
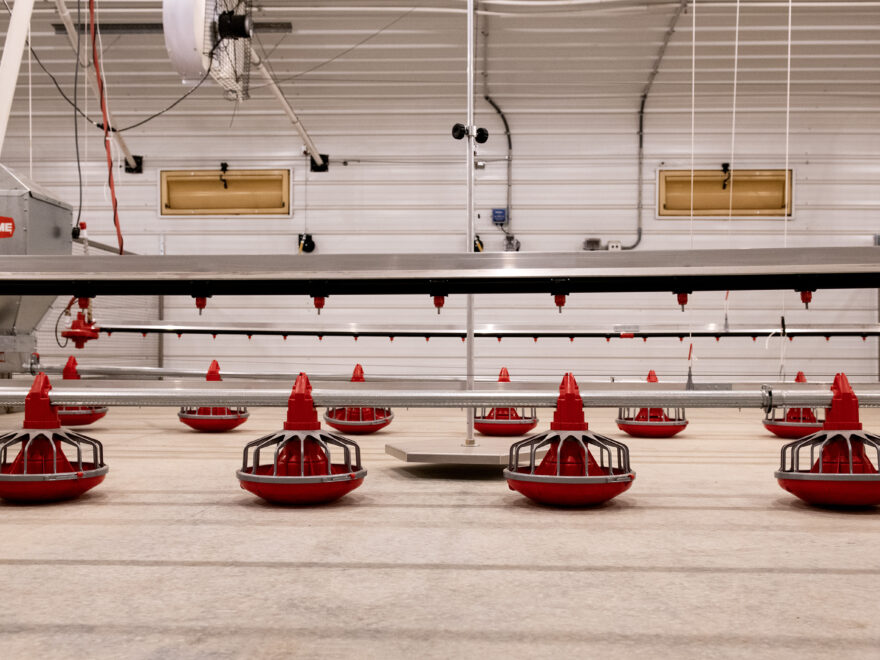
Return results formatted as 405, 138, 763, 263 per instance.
607, 241, 622, 251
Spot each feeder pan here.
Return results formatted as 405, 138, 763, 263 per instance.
323, 364, 393, 434
775, 373, 880, 507
237, 373, 366, 504
0, 373, 108, 503
178, 360, 249, 432
56, 356, 108, 427
763, 371, 824, 439
504, 373, 635, 507
474, 367, 538, 436
615, 370, 687, 438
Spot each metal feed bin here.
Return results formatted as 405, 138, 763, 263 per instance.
0, 163, 72, 384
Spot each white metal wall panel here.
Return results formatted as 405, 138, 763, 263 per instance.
0, 1, 876, 382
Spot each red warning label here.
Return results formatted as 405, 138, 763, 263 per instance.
0, 217, 14, 238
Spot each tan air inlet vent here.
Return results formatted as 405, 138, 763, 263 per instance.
658, 169, 792, 218
160, 169, 291, 216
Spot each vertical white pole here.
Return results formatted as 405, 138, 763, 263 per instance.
0, 0, 37, 158
464, 0, 476, 446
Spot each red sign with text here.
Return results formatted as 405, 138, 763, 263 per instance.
0, 217, 13, 238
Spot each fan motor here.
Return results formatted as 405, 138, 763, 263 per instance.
218, 10, 253, 40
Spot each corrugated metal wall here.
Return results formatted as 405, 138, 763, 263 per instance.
1, 1, 876, 381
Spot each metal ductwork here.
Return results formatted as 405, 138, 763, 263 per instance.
0, 164, 72, 381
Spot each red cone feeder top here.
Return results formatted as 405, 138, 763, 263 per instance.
56, 356, 109, 427
0, 373, 108, 503
775, 373, 880, 507
474, 367, 538, 436
763, 371, 824, 439
178, 360, 249, 432
504, 373, 635, 507
237, 373, 367, 504
615, 370, 688, 438
323, 364, 393, 434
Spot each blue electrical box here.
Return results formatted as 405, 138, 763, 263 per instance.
492, 208, 507, 224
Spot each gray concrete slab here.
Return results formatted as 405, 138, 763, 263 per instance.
1, 405, 879, 659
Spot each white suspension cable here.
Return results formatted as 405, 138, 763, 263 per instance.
688, 0, 696, 249
687, 0, 697, 372
783, 0, 792, 243
727, 0, 741, 231
27, 23, 32, 179
778, 0, 794, 380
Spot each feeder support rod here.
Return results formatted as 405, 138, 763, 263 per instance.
464, 0, 476, 446
0, 0, 36, 158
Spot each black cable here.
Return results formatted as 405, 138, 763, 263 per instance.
54, 307, 70, 349
73, 0, 83, 230
0, 0, 221, 135
248, 8, 415, 88
118, 69, 212, 132
117, 40, 220, 133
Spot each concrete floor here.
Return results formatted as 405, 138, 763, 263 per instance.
1, 405, 879, 659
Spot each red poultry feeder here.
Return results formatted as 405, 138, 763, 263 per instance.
776, 373, 880, 508
323, 364, 393, 434
474, 367, 538, 436
237, 373, 366, 505
615, 370, 687, 438
0, 373, 108, 503
763, 371, 824, 439
504, 373, 635, 507
178, 360, 249, 432
55, 356, 108, 427
60, 297, 99, 349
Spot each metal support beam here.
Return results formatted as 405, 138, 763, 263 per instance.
251, 46, 323, 168
91, 321, 880, 341
1, 247, 878, 297
52, 0, 138, 170
0, 0, 36, 157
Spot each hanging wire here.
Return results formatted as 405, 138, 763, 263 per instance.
778, 0, 794, 380
688, 0, 696, 250
73, 0, 84, 231
726, 0, 741, 233
27, 22, 32, 179
249, 8, 416, 88
82, 18, 89, 256
721, 0, 742, 340
686, 0, 697, 379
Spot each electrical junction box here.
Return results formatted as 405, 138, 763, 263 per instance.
491, 208, 507, 224
607, 241, 622, 251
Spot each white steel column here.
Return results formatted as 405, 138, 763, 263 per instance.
0, 0, 36, 157
464, 0, 476, 446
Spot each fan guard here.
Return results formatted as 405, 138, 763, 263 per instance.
163, 0, 253, 101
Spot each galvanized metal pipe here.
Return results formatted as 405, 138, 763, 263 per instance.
0, 382, 863, 410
